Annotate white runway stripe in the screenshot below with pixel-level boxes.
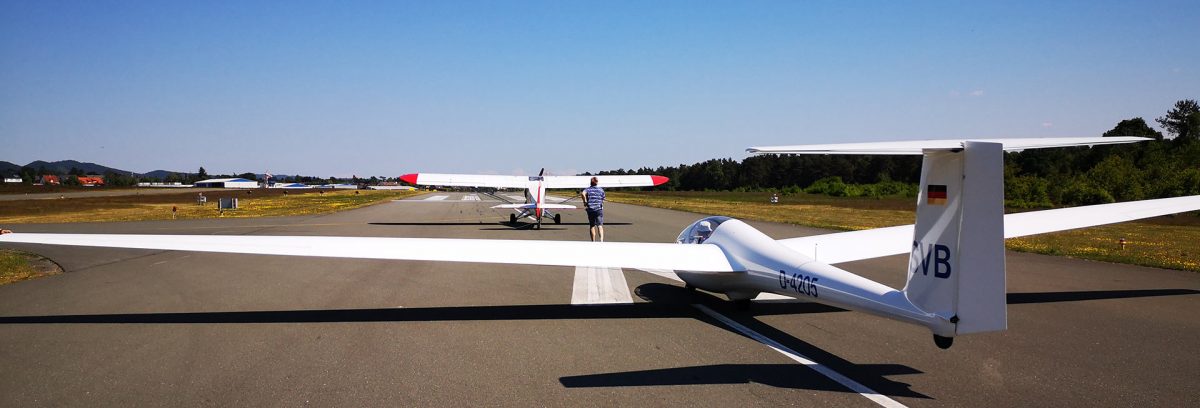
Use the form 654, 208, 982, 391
463, 194, 481, 201
572, 266, 633, 305
693, 304, 907, 408
423, 195, 450, 201
505, 195, 525, 201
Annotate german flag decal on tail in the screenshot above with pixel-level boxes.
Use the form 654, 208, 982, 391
927, 185, 948, 205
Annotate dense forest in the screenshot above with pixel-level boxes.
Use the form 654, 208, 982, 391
593, 99, 1200, 208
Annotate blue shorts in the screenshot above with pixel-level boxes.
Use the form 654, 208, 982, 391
586, 209, 603, 227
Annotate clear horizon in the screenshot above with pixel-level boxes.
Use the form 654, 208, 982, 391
3, 1, 1198, 177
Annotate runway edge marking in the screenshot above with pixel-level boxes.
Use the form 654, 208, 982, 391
692, 304, 907, 408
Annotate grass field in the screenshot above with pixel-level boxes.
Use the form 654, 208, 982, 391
608, 191, 1200, 272
0, 249, 61, 285
0, 188, 423, 285
0, 189, 424, 224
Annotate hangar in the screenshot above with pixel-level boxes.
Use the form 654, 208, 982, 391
193, 178, 259, 188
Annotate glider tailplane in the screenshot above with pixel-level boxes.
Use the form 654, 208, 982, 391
903, 141, 1007, 339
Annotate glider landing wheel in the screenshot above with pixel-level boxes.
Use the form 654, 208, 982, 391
554, 214, 561, 224
510, 214, 517, 224
934, 335, 954, 349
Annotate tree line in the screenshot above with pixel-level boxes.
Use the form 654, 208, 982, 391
592, 99, 1200, 207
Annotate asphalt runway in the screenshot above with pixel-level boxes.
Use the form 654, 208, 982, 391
1, 192, 1197, 406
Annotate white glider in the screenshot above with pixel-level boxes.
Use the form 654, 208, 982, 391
3, 137, 1198, 349
398, 169, 668, 228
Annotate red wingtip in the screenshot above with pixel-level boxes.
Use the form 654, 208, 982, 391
651, 175, 669, 186
399, 174, 418, 184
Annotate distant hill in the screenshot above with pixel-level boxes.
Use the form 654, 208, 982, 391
0, 159, 195, 180
1, 159, 303, 181
24, 160, 133, 176
0, 161, 20, 177
142, 170, 195, 180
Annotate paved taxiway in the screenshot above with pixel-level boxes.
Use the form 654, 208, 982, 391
1, 192, 1197, 406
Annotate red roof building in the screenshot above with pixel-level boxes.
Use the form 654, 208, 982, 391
77, 176, 105, 186
40, 175, 60, 185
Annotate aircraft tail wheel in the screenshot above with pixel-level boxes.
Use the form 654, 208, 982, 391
934, 335, 954, 349
510, 214, 517, 224
554, 214, 562, 224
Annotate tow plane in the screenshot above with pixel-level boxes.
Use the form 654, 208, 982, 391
398, 169, 668, 228
3, 137, 1199, 349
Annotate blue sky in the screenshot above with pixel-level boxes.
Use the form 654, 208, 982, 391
2, 0, 1197, 177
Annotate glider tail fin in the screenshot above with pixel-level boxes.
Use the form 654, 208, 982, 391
902, 141, 1008, 339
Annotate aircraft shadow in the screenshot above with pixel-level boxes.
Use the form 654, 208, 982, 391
632, 284, 930, 399
560, 363, 919, 392
1006, 288, 1198, 304
1, 284, 1192, 399
0, 286, 833, 325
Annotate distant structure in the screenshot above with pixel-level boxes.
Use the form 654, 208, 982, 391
3, 176, 21, 184
193, 178, 258, 188
40, 175, 60, 185
77, 176, 104, 186
368, 185, 416, 191
371, 181, 416, 191
137, 182, 190, 188
269, 182, 311, 189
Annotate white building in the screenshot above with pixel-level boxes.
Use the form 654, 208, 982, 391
193, 178, 259, 188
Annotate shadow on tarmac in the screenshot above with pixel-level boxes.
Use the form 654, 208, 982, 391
0, 285, 1193, 399
1006, 288, 1199, 304
559, 363, 920, 391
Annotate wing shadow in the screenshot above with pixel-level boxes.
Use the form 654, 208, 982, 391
1006, 288, 1198, 304
560, 363, 920, 392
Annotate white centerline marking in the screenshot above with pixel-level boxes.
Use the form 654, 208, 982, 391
572, 266, 633, 305
463, 194, 481, 201
423, 195, 449, 201
692, 304, 907, 408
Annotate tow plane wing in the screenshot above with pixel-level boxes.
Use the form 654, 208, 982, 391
398, 173, 668, 189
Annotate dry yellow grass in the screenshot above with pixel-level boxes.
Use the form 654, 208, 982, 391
0, 249, 62, 285
0, 189, 424, 224
609, 191, 1200, 272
